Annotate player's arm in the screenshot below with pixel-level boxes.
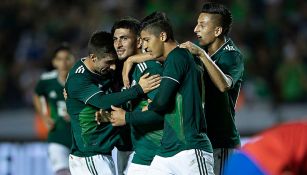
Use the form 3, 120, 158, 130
33, 94, 54, 130
67, 73, 160, 110
122, 53, 155, 88
124, 78, 179, 125
123, 51, 186, 125
180, 41, 232, 92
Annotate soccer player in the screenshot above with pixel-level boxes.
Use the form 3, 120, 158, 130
224, 121, 307, 175
180, 2, 244, 175
111, 17, 163, 175
33, 44, 75, 175
110, 12, 214, 175
65, 31, 160, 175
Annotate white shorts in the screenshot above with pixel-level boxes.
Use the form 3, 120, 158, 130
69, 154, 116, 175
48, 143, 70, 173
126, 163, 150, 175
213, 148, 234, 175
148, 149, 214, 175
112, 148, 134, 175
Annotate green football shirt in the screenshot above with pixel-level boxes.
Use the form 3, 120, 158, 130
35, 70, 72, 148
65, 58, 144, 157
130, 60, 164, 165
126, 47, 213, 157
204, 38, 244, 148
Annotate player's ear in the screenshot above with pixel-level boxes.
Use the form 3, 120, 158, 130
215, 26, 223, 37
136, 36, 142, 49
90, 54, 97, 62
160, 32, 167, 42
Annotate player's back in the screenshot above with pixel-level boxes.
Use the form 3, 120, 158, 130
158, 47, 212, 157
65, 58, 120, 157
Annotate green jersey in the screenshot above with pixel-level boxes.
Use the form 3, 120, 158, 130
130, 61, 164, 165
65, 58, 144, 157
126, 47, 212, 157
35, 70, 72, 148
204, 38, 244, 148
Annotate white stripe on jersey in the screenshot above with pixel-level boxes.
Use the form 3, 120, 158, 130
139, 63, 145, 72
137, 64, 143, 73
75, 65, 85, 74
85, 91, 103, 104
162, 76, 180, 84
141, 62, 147, 70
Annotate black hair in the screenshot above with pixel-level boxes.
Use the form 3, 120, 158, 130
202, 2, 232, 35
53, 42, 71, 58
140, 11, 174, 41
88, 31, 117, 59
111, 17, 141, 36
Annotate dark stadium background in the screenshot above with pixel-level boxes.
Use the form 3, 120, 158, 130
0, 0, 306, 174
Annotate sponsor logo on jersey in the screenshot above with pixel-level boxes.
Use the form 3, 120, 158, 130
75, 65, 85, 74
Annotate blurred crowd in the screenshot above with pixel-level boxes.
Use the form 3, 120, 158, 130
0, 0, 306, 109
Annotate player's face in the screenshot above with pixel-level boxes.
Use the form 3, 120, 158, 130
141, 29, 163, 58
113, 28, 138, 60
94, 54, 116, 76
53, 50, 74, 73
194, 13, 218, 47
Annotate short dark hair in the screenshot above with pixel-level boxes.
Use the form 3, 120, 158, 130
111, 17, 141, 36
53, 42, 71, 58
88, 31, 117, 59
140, 11, 174, 41
202, 2, 232, 35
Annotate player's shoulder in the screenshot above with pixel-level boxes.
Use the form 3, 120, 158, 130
221, 39, 242, 55
167, 47, 193, 64
135, 60, 162, 74
40, 70, 58, 80
71, 58, 86, 74
68, 58, 88, 79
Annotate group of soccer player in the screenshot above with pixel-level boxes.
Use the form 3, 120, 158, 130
34, 2, 244, 175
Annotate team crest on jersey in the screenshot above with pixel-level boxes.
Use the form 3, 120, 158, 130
75, 65, 85, 74
224, 45, 235, 51
49, 91, 57, 98
131, 80, 137, 87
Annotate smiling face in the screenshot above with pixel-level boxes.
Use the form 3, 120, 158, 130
194, 13, 220, 47
140, 29, 164, 58
92, 54, 116, 75
113, 28, 139, 60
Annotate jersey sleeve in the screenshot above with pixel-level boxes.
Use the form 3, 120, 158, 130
162, 49, 189, 84
218, 52, 244, 88
34, 79, 46, 96
136, 61, 163, 100
66, 75, 144, 110
125, 110, 164, 125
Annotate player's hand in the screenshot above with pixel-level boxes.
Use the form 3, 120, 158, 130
63, 115, 71, 122
110, 105, 126, 126
63, 88, 68, 100
122, 58, 134, 88
138, 73, 161, 93
42, 115, 55, 131
179, 41, 203, 56
95, 109, 111, 124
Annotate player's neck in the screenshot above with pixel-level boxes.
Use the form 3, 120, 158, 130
207, 37, 226, 56
57, 72, 67, 85
84, 56, 95, 73
163, 41, 177, 59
